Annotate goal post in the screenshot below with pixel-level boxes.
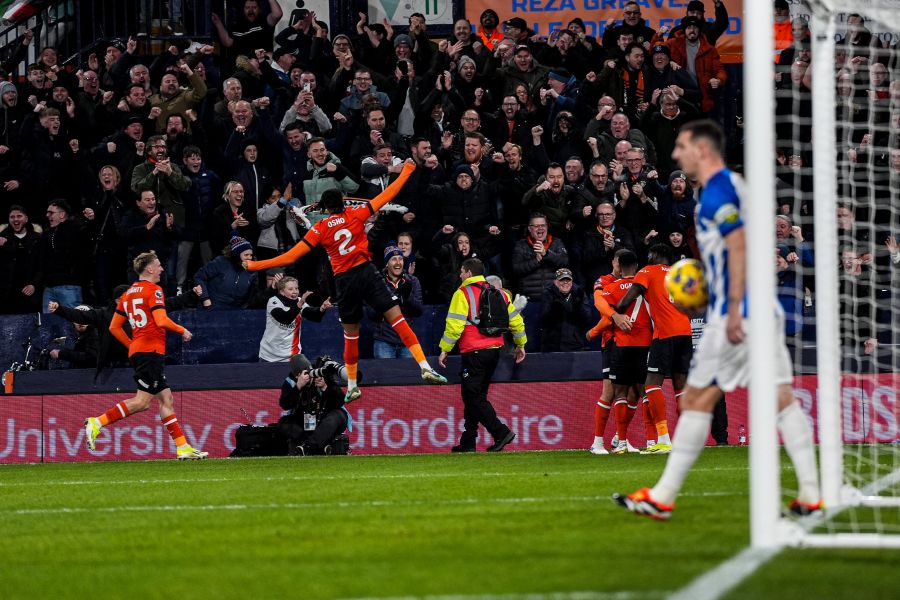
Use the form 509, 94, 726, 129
747, 0, 900, 548
744, 0, 781, 550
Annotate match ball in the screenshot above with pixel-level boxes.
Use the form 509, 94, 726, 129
666, 258, 709, 315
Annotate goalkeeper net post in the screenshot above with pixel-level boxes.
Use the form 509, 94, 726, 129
809, 9, 844, 518
744, 0, 782, 551
751, 0, 900, 549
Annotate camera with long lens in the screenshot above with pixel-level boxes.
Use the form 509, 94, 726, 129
307, 357, 342, 380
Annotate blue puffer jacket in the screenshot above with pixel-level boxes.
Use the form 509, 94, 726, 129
181, 167, 222, 242
193, 255, 261, 310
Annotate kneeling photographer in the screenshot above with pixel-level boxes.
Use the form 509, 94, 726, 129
280, 354, 351, 456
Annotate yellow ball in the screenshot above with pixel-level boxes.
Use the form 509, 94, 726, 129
665, 258, 709, 315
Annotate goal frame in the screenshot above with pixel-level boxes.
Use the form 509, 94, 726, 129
746, 0, 900, 550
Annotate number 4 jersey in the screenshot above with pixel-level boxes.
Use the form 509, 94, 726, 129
114, 281, 174, 356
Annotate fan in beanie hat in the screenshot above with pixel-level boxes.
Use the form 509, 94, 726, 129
457, 55, 476, 73
230, 236, 253, 256
383, 244, 404, 265
0, 81, 17, 103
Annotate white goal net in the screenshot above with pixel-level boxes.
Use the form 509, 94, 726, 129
749, 0, 900, 547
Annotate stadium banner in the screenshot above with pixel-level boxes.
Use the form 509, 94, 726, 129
463, 0, 745, 63
1, 374, 897, 463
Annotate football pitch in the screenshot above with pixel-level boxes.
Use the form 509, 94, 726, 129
1, 448, 897, 599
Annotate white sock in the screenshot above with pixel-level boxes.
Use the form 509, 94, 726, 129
593, 436, 604, 447
658, 433, 671, 445
418, 360, 430, 369
650, 410, 712, 505
778, 402, 821, 504
347, 378, 357, 389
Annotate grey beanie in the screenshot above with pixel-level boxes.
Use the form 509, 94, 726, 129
0, 81, 17, 97
457, 55, 476, 73
290, 354, 312, 376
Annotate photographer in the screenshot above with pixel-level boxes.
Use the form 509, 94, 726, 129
279, 354, 351, 456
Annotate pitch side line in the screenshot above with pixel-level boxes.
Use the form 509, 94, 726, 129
666, 546, 780, 600
4, 491, 742, 517
339, 591, 664, 600
0, 465, 752, 488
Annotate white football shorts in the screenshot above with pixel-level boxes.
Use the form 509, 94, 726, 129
687, 313, 793, 392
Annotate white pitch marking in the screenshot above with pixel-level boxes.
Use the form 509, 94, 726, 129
0, 466, 751, 488
338, 591, 665, 600
4, 491, 743, 517
666, 546, 780, 600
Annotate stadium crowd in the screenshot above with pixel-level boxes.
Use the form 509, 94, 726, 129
0, 0, 896, 369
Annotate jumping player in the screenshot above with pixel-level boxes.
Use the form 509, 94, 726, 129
243, 160, 447, 402
614, 120, 821, 520
612, 243, 694, 454
601, 250, 653, 455
84, 251, 208, 460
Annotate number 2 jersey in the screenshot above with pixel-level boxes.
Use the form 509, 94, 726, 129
245, 163, 415, 275
113, 281, 183, 356
305, 205, 375, 275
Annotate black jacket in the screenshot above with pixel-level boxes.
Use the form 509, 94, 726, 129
278, 369, 345, 424
539, 281, 593, 352
57, 327, 100, 369
35, 220, 87, 289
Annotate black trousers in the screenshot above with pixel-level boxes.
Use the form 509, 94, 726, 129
306, 409, 349, 451
711, 394, 729, 445
458, 348, 510, 448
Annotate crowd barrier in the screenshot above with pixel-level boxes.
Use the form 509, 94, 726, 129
2, 350, 897, 463
0, 302, 599, 372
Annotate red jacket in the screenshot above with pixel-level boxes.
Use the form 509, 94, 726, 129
666, 37, 727, 114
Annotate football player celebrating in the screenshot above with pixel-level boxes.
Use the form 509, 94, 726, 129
84, 251, 207, 460
611, 243, 694, 454
600, 250, 653, 455
613, 120, 821, 520
244, 160, 447, 402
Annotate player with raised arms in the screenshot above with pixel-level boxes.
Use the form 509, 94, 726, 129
614, 120, 821, 520
84, 251, 208, 460
608, 243, 693, 454
243, 160, 447, 402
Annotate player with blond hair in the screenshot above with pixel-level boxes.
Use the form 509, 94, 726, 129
83, 251, 207, 460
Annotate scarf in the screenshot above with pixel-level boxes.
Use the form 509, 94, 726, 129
621, 68, 645, 107
527, 234, 553, 249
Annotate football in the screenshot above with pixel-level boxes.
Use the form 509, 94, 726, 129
665, 258, 709, 315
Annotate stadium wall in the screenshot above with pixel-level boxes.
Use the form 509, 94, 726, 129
2, 364, 897, 463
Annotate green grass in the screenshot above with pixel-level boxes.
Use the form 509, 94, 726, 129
0, 448, 897, 599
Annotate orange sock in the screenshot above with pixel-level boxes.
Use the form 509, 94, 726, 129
614, 398, 630, 441
646, 386, 669, 437
98, 401, 130, 427
344, 332, 359, 385
162, 414, 187, 447
390, 316, 427, 364
642, 397, 656, 443
594, 400, 611, 436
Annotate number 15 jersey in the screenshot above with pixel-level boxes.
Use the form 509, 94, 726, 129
304, 204, 375, 275
115, 281, 168, 356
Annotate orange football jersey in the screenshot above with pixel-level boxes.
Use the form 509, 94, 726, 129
115, 281, 168, 356
633, 264, 692, 339
602, 277, 653, 347
304, 204, 374, 274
